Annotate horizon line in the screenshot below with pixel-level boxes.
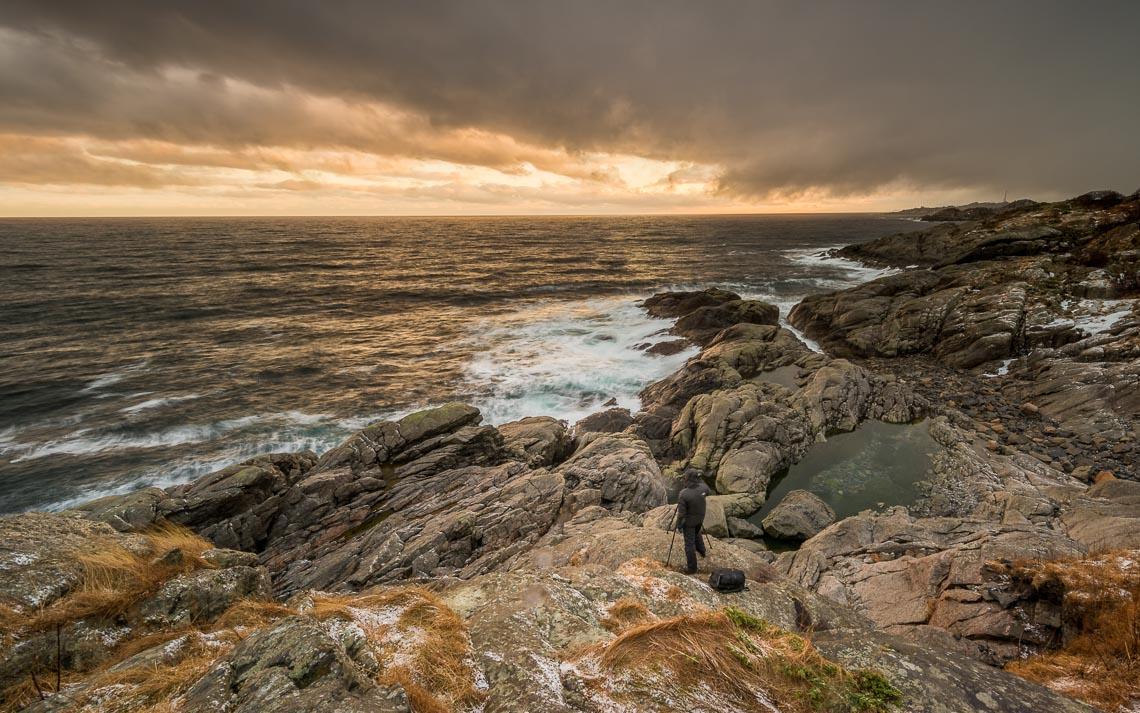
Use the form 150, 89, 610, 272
0, 209, 904, 220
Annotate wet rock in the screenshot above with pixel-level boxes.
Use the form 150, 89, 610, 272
672, 299, 780, 345
761, 490, 836, 540
642, 287, 741, 319
644, 339, 690, 356
574, 408, 633, 434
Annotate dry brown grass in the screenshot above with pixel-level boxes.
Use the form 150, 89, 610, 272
262, 588, 482, 713
1004, 549, 1140, 712
3, 547, 483, 713
18, 523, 216, 636
601, 598, 657, 633
67, 631, 240, 712
380, 669, 450, 713
211, 598, 296, 630
309, 588, 485, 713
0, 524, 220, 711
569, 607, 901, 713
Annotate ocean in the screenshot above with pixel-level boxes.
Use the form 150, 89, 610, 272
0, 214, 919, 514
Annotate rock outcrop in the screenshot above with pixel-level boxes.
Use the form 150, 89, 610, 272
0, 513, 270, 696
791, 192, 1140, 447
762, 489, 836, 540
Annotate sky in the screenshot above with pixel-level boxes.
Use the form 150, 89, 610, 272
0, 1, 1137, 217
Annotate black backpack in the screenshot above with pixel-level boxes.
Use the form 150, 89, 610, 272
708, 568, 746, 593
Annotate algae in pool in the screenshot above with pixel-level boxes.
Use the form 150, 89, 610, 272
750, 419, 937, 526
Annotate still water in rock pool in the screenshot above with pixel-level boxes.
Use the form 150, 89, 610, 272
751, 420, 938, 527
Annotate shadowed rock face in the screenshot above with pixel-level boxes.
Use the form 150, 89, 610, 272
670, 299, 780, 346
791, 193, 1140, 440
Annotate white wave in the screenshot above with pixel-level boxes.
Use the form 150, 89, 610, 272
119, 393, 202, 413
734, 289, 825, 353
35, 419, 386, 513
461, 296, 699, 425
782, 246, 902, 284
6, 411, 388, 463
80, 360, 150, 393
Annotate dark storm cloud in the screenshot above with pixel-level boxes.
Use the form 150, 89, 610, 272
0, 0, 1137, 198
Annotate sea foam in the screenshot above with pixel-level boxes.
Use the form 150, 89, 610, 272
461, 296, 698, 426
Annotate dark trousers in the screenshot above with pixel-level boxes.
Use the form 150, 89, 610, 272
682, 524, 706, 573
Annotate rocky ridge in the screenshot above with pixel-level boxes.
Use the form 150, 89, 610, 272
4, 192, 1139, 711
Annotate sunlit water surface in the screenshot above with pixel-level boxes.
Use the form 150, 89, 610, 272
0, 215, 920, 512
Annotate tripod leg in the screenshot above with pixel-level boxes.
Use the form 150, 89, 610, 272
665, 506, 679, 567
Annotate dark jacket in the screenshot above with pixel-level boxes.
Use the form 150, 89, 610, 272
676, 481, 710, 528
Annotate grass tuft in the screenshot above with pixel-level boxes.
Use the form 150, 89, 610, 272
2, 587, 485, 713
573, 606, 902, 712
1004, 548, 1139, 712
17, 523, 216, 636
601, 598, 657, 633
304, 587, 484, 713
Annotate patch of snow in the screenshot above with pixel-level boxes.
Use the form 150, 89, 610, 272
983, 358, 1015, 378
468, 658, 489, 692
1075, 307, 1133, 335
81, 683, 134, 710
347, 604, 404, 630
528, 653, 566, 705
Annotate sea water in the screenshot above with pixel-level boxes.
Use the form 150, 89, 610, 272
0, 214, 918, 513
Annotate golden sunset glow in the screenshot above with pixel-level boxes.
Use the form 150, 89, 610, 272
0, 6, 1136, 216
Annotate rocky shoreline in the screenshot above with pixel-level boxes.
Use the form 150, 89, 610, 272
2, 190, 1138, 712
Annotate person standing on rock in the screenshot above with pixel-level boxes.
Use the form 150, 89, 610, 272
675, 469, 710, 574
